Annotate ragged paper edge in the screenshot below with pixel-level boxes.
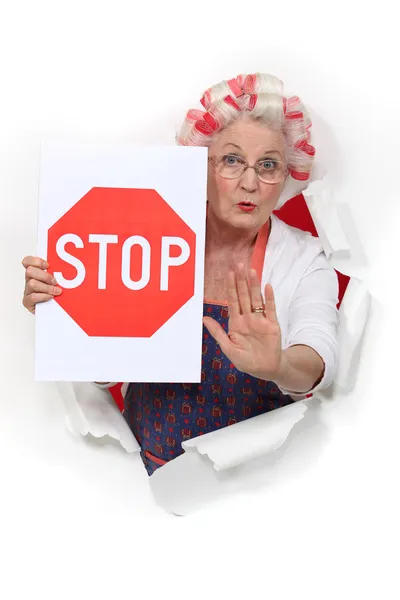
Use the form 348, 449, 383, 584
303, 179, 351, 260
55, 381, 140, 454
149, 401, 309, 516
57, 179, 371, 446
53, 177, 371, 513
181, 401, 307, 471
302, 179, 371, 391
334, 277, 371, 391
150, 180, 371, 496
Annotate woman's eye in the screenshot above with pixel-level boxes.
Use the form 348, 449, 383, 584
260, 160, 277, 170
223, 155, 240, 165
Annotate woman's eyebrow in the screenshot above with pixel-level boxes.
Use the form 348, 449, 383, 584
259, 150, 282, 158
257, 147, 282, 157
223, 143, 243, 151
223, 143, 282, 157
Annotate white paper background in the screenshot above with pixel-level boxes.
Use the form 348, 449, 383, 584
1, 1, 398, 599
35, 143, 207, 382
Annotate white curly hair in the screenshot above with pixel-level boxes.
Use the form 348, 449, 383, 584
177, 72, 315, 185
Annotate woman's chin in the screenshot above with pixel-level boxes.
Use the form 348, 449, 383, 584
228, 210, 263, 229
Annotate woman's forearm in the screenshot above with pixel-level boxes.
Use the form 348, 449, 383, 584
271, 345, 325, 395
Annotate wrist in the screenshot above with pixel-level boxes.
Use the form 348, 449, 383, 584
270, 352, 291, 387
251, 351, 288, 383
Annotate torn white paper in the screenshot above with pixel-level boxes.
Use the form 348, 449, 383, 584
46, 164, 370, 515
149, 450, 227, 516
182, 401, 307, 471
276, 161, 326, 209
334, 277, 371, 391
56, 381, 140, 453
52, 176, 371, 515
303, 180, 351, 259
150, 401, 308, 515
300, 179, 371, 391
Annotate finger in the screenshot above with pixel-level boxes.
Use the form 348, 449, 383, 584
235, 263, 252, 314
22, 296, 36, 314
25, 279, 62, 296
25, 265, 58, 285
23, 293, 54, 312
264, 283, 278, 322
226, 270, 240, 318
249, 269, 264, 314
22, 256, 49, 271
203, 316, 231, 356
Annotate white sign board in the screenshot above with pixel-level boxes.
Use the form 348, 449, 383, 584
35, 142, 208, 383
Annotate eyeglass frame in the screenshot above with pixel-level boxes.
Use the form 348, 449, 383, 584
208, 154, 289, 185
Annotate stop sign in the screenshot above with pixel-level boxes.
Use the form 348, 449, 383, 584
47, 187, 196, 337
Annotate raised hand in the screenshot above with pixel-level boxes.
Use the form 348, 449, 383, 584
203, 263, 282, 381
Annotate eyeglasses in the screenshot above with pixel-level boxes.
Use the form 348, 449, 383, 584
208, 154, 288, 184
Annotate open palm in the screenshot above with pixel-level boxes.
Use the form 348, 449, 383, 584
203, 264, 283, 381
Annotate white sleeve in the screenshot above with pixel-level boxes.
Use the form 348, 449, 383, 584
279, 251, 340, 397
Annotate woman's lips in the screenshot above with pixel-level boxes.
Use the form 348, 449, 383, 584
237, 202, 256, 212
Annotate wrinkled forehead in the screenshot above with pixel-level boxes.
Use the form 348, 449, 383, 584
209, 118, 285, 159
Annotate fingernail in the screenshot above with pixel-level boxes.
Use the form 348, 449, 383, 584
54, 287, 62, 294
51, 277, 58, 285
42, 261, 49, 268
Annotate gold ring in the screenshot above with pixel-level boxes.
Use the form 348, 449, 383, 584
252, 306, 265, 313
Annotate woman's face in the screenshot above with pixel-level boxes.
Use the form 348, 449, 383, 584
207, 118, 287, 230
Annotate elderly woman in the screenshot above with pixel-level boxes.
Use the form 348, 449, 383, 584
22, 72, 339, 475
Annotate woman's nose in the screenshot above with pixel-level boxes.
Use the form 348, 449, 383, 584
240, 166, 258, 192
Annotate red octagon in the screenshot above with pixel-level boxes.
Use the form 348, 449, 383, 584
47, 187, 196, 337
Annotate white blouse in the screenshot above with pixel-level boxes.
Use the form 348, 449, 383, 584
265, 213, 339, 396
